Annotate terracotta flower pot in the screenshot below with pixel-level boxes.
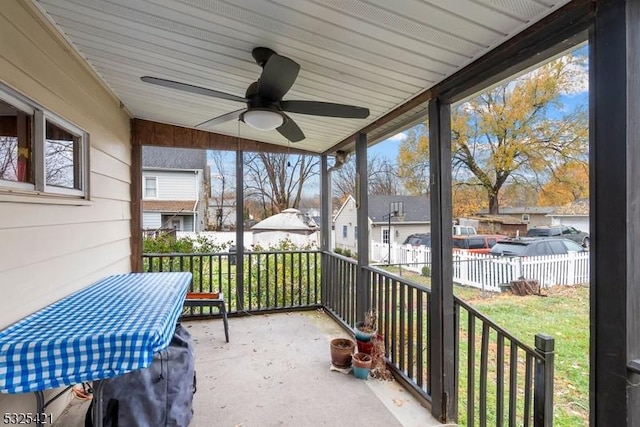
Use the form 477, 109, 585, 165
352, 352, 372, 379
356, 338, 374, 355
330, 338, 355, 368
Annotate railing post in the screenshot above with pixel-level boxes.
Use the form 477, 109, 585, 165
534, 333, 555, 427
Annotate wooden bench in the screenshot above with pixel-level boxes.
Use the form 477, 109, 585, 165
183, 292, 229, 342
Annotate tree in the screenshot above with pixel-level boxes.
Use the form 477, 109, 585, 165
331, 155, 401, 199
244, 152, 319, 217
452, 54, 588, 213
538, 161, 589, 206
209, 151, 236, 230
397, 124, 430, 196
397, 53, 588, 214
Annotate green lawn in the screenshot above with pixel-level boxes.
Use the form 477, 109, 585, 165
384, 267, 589, 426
455, 284, 589, 426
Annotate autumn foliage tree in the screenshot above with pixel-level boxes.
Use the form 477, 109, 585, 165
538, 161, 589, 206
397, 124, 430, 196
397, 53, 588, 214
452, 54, 588, 214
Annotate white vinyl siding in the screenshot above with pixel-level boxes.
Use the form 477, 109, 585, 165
0, 2, 132, 418
332, 196, 358, 253
143, 212, 162, 229
142, 170, 198, 200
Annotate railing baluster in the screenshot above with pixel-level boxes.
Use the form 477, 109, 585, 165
467, 312, 476, 427
407, 287, 414, 381
416, 290, 424, 390
509, 342, 518, 427
524, 353, 533, 427
497, 333, 505, 427
479, 323, 490, 427
399, 282, 406, 372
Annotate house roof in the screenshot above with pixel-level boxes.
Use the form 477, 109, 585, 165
143, 200, 197, 213
550, 199, 590, 216
143, 146, 207, 170
251, 208, 319, 231
477, 206, 556, 215
368, 195, 430, 224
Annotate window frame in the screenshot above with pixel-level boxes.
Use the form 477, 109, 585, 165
0, 84, 90, 200
342, 225, 348, 238
144, 176, 158, 199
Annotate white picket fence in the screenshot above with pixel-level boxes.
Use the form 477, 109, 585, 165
370, 242, 590, 292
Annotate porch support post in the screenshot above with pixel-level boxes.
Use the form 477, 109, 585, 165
130, 134, 142, 272
590, 0, 640, 425
320, 154, 330, 306
428, 97, 456, 422
355, 133, 370, 322
235, 150, 245, 311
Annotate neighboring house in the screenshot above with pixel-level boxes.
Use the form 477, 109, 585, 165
548, 199, 590, 233
476, 206, 555, 229
333, 194, 431, 254
142, 147, 209, 232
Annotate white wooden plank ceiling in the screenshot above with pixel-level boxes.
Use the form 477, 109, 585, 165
33, 0, 571, 154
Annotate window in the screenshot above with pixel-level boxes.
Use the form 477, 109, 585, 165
354, 226, 358, 239
342, 225, 348, 238
382, 228, 390, 244
0, 85, 88, 198
522, 213, 530, 222
144, 176, 158, 198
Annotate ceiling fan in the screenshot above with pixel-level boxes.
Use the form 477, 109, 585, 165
141, 47, 370, 142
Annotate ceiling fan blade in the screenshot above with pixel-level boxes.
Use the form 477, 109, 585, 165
281, 100, 370, 118
141, 76, 247, 103
258, 55, 300, 100
276, 114, 305, 142
196, 109, 246, 128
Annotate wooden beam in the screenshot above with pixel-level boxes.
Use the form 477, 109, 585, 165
355, 133, 370, 322
428, 97, 455, 422
130, 120, 142, 272
590, 0, 640, 425
132, 119, 314, 155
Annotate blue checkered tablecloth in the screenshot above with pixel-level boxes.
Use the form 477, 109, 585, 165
0, 272, 192, 394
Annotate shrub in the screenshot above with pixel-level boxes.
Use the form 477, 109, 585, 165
421, 266, 431, 277
342, 249, 352, 257
334, 247, 343, 254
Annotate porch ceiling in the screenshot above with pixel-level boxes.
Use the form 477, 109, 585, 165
33, 0, 570, 154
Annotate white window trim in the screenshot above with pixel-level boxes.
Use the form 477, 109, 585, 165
144, 176, 159, 199
0, 84, 90, 201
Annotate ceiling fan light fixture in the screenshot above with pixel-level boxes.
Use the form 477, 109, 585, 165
243, 109, 283, 130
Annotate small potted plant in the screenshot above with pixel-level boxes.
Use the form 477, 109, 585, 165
330, 338, 355, 368
352, 352, 372, 379
355, 309, 377, 342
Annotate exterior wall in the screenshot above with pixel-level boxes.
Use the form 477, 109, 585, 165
333, 197, 358, 253
501, 213, 551, 229
143, 212, 162, 229
0, 1, 132, 416
550, 216, 590, 233
142, 169, 198, 200
371, 223, 431, 246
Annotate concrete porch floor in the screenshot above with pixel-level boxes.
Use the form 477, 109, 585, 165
54, 310, 448, 426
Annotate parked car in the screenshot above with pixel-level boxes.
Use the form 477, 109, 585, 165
452, 234, 508, 254
490, 237, 586, 257
526, 225, 590, 248
403, 233, 431, 247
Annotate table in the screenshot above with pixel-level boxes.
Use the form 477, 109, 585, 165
0, 272, 192, 426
